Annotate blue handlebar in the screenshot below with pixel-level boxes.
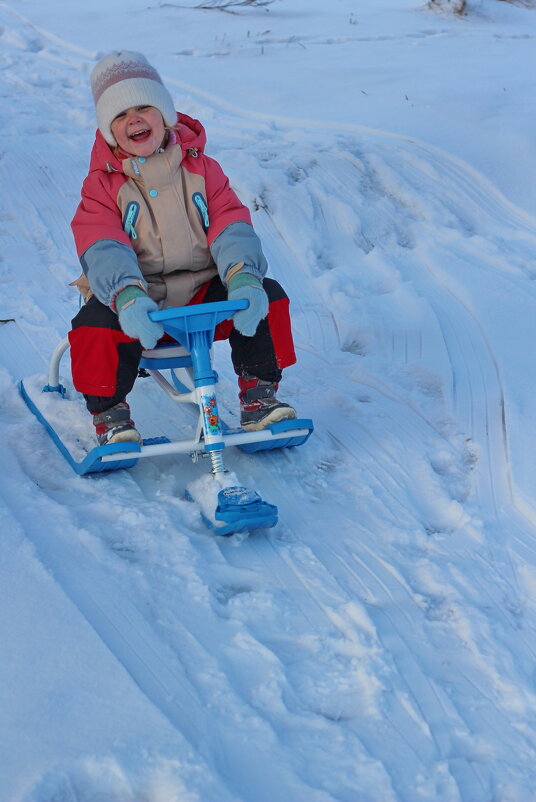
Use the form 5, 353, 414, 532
149, 299, 247, 327
148, 300, 249, 382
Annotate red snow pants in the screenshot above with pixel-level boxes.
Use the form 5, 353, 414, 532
68, 276, 296, 414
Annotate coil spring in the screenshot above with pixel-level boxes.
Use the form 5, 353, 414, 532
210, 449, 226, 475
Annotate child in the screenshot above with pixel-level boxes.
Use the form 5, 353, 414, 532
69, 51, 297, 445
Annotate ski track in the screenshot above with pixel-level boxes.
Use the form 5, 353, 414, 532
3, 6, 536, 801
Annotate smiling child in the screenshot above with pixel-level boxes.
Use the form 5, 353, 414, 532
69, 51, 297, 445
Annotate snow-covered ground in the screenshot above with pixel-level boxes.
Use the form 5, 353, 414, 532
2, 1, 536, 799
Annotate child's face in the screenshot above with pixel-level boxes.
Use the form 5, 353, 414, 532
111, 105, 166, 157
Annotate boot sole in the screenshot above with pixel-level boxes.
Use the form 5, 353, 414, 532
241, 407, 297, 432
101, 429, 142, 446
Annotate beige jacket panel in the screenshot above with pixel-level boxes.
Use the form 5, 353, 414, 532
118, 148, 218, 307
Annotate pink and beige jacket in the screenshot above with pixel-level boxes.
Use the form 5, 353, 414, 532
71, 112, 268, 308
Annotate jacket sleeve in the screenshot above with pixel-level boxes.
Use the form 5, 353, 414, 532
80, 239, 147, 308
71, 172, 146, 308
203, 156, 268, 283
210, 221, 268, 284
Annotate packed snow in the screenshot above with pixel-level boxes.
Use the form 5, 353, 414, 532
1, 0, 536, 799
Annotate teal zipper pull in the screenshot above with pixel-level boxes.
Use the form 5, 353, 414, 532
123, 201, 140, 240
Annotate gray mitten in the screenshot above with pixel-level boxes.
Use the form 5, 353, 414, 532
227, 273, 268, 337
116, 287, 164, 350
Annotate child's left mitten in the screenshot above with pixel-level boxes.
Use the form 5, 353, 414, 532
227, 272, 269, 337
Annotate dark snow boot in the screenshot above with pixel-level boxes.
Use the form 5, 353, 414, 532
93, 401, 141, 446
239, 378, 296, 431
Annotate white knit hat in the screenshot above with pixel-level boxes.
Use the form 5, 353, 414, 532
91, 51, 176, 145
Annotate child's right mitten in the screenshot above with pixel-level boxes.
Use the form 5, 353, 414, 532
116, 287, 164, 350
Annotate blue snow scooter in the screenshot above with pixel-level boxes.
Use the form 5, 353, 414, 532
20, 300, 314, 535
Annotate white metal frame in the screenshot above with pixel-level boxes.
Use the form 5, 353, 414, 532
49, 340, 310, 466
